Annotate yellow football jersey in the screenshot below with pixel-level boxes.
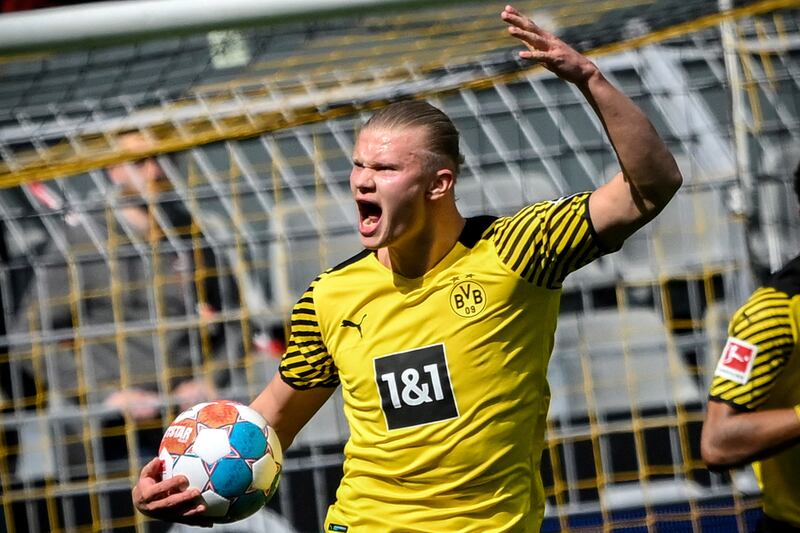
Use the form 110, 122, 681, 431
709, 255, 800, 527
281, 193, 612, 532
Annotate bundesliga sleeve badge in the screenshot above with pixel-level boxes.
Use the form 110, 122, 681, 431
714, 337, 758, 384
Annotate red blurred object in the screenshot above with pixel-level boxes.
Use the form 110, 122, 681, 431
1, 0, 107, 13
2, 0, 55, 12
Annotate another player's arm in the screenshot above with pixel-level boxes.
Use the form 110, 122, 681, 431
701, 402, 800, 469
701, 291, 800, 469
502, 5, 682, 249
250, 374, 334, 449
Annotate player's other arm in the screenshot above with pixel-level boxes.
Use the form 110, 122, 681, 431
701, 401, 800, 469
250, 373, 335, 450
701, 292, 800, 469
502, 5, 682, 250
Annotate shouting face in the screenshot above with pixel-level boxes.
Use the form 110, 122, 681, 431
350, 126, 437, 250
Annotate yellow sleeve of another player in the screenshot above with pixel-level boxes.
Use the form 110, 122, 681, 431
489, 192, 614, 288
709, 287, 795, 410
279, 278, 340, 390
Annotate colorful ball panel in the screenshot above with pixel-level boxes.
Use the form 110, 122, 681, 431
229, 421, 267, 460
233, 403, 267, 426
171, 454, 209, 491
197, 402, 239, 427
252, 453, 279, 491
160, 419, 197, 455
209, 458, 253, 498
193, 428, 231, 464
218, 490, 267, 523
201, 490, 231, 518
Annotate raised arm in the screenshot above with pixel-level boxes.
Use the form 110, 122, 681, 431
501, 5, 682, 249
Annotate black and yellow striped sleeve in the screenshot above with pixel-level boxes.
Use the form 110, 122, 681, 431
279, 278, 340, 390
489, 192, 612, 288
709, 287, 795, 411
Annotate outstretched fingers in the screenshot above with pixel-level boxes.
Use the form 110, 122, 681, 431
500, 4, 596, 84
501, 5, 550, 53
501, 5, 541, 32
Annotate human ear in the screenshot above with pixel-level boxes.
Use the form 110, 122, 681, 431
427, 169, 455, 200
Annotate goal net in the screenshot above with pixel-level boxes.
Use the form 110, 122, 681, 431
1, 0, 798, 531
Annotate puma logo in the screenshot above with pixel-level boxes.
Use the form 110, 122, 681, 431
340, 314, 367, 338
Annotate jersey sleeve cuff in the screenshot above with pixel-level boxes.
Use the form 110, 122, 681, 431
707, 395, 754, 413
584, 191, 623, 254
279, 370, 340, 390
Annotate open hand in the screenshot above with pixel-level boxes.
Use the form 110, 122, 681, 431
105, 388, 160, 421
501, 4, 598, 86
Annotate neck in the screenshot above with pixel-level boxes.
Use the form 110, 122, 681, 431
377, 206, 465, 279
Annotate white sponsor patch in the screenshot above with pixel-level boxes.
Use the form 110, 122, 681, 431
714, 337, 758, 385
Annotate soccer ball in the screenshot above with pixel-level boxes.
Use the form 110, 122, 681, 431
158, 400, 283, 523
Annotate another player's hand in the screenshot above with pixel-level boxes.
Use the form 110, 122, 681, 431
132, 457, 213, 527
501, 4, 598, 86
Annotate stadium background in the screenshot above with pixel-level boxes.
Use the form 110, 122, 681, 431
0, 0, 799, 530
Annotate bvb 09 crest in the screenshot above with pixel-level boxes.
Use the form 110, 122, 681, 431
449, 279, 487, 317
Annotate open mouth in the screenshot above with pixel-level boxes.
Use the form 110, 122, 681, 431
357, 200, 382, 234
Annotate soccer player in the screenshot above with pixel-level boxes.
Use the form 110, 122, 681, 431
133, 5, 683, 530
701, 162, 800, 532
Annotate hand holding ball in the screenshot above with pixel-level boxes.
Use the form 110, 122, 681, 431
159, 400, 282, 523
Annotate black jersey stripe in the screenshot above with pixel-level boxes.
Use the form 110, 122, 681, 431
735, 328, 793, 349
723, 373, 782, 406
328, 249, 372, 274
291, 330, 322, 338
710, 378, 738, 397
506, 214, 540, 273
737, 300, 791, 323
553, 232, 595, 286
566, 236, 600, 274
731, 323, 793, 347
290, 319, 319, 328
280, 276, 338, 389
551, 195, 595, 285
543, 214, 584, 287
732, 312, 791, 336
492, 193, 597, 288
498, 205, 541, 268
281, 373, 340, 390
498, 202, 548, 255
459, 216, 497, 248
743, 293, 789, 312
287, 341, 326, 353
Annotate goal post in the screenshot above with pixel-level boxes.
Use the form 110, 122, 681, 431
0, 0, 484, 54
